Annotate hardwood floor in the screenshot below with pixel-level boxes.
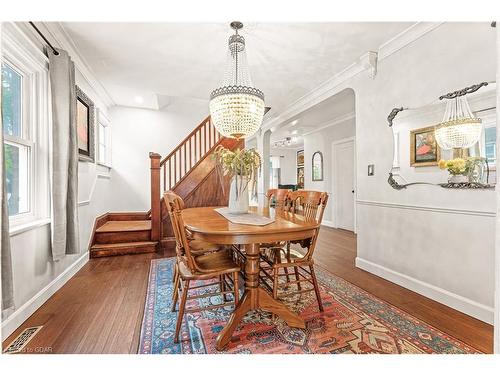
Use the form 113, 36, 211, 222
314, 227, 493, 354
3, 227, 493, 353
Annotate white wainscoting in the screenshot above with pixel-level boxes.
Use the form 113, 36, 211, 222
356, 257, 494, 323
355, 199, 495, 324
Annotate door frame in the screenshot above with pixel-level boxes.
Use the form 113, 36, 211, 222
331, 136, 357, 233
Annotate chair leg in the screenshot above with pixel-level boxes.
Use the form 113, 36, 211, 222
174, 280, 190, 343
282, 247, 290, 284
272, 267, 279, 300
172, 262, 178, 283
233, 271, 239, 305
294, 266, 302, 291
171, 266, 181, 312
221, 275, 228, 302
309, 265, 323, 312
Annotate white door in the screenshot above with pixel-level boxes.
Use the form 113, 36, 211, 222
333, 139, 355, 232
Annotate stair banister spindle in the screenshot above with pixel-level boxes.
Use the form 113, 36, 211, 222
189, 137, 192, 170
183, 143, 187, 177
204, 122, 208, 155
163, 164, 166, 192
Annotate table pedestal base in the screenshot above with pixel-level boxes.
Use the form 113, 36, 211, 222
215, 287, 306, 351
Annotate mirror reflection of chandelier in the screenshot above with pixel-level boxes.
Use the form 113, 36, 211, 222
209, 21, 265, 139
434, 94, 482, 150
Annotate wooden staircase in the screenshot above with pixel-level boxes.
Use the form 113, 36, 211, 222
89, 116, 242, 258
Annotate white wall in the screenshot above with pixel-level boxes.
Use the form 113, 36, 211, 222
108, 98, 208, 212
270, 147, 298, 185
2, 23, 115, 338
352, 23, 496, 323
259, 22, 496, 324
304, 117, 356, 223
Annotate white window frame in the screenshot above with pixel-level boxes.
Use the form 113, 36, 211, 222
478, 110, 496, 170
2, 23, 50, 231
96, 108, 112, 168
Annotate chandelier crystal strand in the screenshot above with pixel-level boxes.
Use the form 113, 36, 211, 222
435, 95, 482, 150
210, 22, 265, 139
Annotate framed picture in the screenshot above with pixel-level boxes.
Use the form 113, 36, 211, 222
297, 167, 304, 189
410, 125, 440, 167
297, 149, 304, 166
76, 85, 95, 162
312, 151, 323, 181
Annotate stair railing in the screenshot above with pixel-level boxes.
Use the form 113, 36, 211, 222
149, 116, 223, 242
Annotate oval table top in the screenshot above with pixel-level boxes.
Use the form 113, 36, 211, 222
182, 206, 320, 244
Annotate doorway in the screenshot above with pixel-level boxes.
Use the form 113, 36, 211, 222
332, 137, 356, 232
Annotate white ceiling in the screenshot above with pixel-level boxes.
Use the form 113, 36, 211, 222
271, 88, 355, 148
60, 22, 412, 115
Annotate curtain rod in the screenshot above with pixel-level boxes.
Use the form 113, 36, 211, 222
29, 21, 59, 56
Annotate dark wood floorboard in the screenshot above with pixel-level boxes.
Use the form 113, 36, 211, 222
3, 227, 493, 353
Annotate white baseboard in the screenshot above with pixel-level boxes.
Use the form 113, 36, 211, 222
1, 252, 89, 339
321, 220, 335, 228
355, 257, 494, 324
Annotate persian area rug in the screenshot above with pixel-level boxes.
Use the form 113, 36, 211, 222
138, 258, 480, 354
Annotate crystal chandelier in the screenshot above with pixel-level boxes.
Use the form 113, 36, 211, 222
210, 21, 265, 139
435, 95, 482, 150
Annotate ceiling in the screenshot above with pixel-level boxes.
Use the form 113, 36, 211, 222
60, 22, 412, 116
271, 88, 355, 148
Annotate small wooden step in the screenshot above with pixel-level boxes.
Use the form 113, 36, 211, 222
96, 220, 151, 233
95, 220, 152, 244
90, 241, 157, 258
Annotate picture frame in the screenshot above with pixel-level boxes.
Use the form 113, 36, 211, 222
312, 151, 323, 181
76, 85, 95, 162
410, 125, 441, 167
296, 149, 304, 166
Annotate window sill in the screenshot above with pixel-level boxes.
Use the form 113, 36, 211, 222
9, 218, 51, 237
96, 162, 112, 170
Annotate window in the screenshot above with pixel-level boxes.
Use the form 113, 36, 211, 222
484, 126, 496, 165
2, 62, 32, 216
97, 109, 112, 167
2, 22, 50, 229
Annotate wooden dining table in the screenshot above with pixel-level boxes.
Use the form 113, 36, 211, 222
182, 205, 321, 350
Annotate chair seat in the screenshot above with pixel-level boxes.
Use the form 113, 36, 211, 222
261, 246, 306, 264
179, 250, 240, 279
189, 239, 222, 255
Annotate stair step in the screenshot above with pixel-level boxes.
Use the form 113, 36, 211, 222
95, 220, 152, 244
90, 241, 157, 258
96, 220, 151, 233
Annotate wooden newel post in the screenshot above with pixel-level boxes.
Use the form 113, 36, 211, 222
149, 152, 161, 243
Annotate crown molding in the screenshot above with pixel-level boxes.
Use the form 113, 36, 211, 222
262, 60, 362, 132
40, 22, 115, 108
378, 22, 444, 61
262, 22, 444, 135
302, 111, 356, 137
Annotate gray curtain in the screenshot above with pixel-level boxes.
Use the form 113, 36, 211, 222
1, 88, 15, 312
49, 48, 79, 262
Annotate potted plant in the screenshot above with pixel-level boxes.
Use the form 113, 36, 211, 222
438, 157, 484, 184
213, 146, 261, 214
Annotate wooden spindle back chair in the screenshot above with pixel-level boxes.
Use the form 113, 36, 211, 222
164, 191, 241, 343
260, 191, 329, 311
288, 190, 328, 223
265, 188, 292, 210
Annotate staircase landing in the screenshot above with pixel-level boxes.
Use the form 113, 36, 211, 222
96, 220, 152, 232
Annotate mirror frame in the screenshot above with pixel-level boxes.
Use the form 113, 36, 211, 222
387, 81, 495, 190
